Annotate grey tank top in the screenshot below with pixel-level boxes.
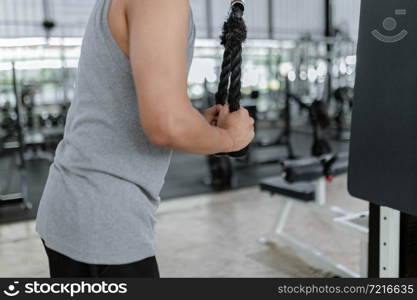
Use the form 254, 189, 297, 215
36, 0, 196, 265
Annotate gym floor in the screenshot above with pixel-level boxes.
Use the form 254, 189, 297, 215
0, 175, 367, 278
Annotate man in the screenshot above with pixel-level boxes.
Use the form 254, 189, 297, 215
36, 0, 254, 278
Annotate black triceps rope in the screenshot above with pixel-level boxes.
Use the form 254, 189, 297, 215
215, 1, 248, 158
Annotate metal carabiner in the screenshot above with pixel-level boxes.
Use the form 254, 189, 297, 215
230, 0, 245, 17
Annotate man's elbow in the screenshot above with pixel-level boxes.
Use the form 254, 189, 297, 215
146, 131, 174, 148
143, 121, 186, 148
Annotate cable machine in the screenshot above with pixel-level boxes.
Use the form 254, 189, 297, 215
349, 0, 417, 278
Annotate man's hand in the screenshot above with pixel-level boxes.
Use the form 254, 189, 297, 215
217, 105, 255, 152
204, 105, 223, 126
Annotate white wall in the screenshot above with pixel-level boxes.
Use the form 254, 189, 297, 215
0, 0, 44, 37
0, 0, 361, 40
190, 0, 209, 38
52, 0, 96, 37
0, 0, 95, 38
194, 0, 325, 40
272, 0, 325, 39
333, 0, 361, 40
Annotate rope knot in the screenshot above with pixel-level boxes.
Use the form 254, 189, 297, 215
220, 10, 247, 48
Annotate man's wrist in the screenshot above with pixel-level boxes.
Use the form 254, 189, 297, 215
218, 128, 235, 153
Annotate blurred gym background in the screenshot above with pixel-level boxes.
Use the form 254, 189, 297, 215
0, 0, 366, 278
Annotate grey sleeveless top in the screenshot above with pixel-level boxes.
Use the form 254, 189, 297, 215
36, 0, 196, 265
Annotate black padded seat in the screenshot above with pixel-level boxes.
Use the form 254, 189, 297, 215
260, 177, 315, 202
284, 153, 349, 183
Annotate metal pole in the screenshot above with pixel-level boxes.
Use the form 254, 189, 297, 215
267, 0, 274, 39
315, 178, 327, 205
324, 0, 334, 104
399, 214, 417, 277
379, 207, 400, 278
205, 0, 213, 39
42, 0, 52, 21
42, 0, 55, 40
368, 203, 380, 277
324, 0, 334, 37
11, 62, 25, 170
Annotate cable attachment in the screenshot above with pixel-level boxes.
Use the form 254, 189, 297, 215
231, 0, 245, 16
215, 0, 248, 158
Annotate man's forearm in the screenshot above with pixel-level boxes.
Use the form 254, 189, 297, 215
164, 107, 234, 155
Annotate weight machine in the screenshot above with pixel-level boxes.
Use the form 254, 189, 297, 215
261, 0, 417, 278
258, 153, 369, 278
349, 0, 417, 278
0, 63, 31, 210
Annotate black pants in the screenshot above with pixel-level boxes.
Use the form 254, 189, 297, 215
43, 242, 160, 278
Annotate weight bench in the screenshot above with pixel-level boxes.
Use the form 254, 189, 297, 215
259, 153, 369, 278
260, 153, 349, 202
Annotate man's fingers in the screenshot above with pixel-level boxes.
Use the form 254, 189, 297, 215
209, 105, 222, 113
205, 105, 223, 120
222, 106, 230, 118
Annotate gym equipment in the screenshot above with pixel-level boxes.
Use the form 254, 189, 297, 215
259, 152, 368, 277
208, 0, 247, 189
0, 63, 31, 210
284, 152, 348, 184
310, 100, 332, 157
349, 0, 417, 216
42, 0, 56, 40
277, 76, 333, 159
207, 155, 232, 190
349, 0, 417, 278
202, 36, 352, 188
333, 87, 353, 139
215, 0, 247, 158
261, 152, 349, 202
278, 36, 354, 145
21, 84, 37, 130
266, 77, 297, 160
0, 101, 15, 138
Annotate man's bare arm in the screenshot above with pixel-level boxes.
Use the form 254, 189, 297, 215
127, 0, 253, 154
